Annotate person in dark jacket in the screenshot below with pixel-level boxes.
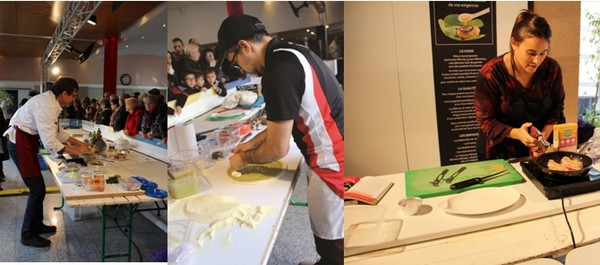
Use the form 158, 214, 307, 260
112, 94, 130, 132
95, 99, 112, 126
0, 107, 9, 189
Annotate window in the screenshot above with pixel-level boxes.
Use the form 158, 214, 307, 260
579, 3, 600, 117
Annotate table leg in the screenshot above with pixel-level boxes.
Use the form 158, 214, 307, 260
53, 197, 65, 210
101, 205, 106, 262
126, 203, 134, 261
98, 203, 144, 261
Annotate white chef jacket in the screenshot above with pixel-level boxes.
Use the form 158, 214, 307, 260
3, 91, 70, 155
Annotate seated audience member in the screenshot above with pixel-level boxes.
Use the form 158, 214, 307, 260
200, 48, 217, 71
140, 94, 167, 143
171, 37, 185, 63
167, 52, 178, 87
149, 88, 174, 117
95, 99, 112, 126
66, 98, 82, 119
178, 72, 200, 95
183, 43, 202, 74
112, 94, 130, 132
168, 72, 200, 115
86, 98, 98, 121
108, 98, 120, 127
72, 98, 86, 120
123, 98, 144, 137
196, 72, 207, 92
204, 67, 227, 97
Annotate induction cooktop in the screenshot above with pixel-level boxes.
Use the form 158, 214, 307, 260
520, 160, 600, 199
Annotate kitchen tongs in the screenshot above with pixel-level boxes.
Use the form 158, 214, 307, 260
446, 166, 467, 183
430, 169, 449, 187
449, 170, 508, 190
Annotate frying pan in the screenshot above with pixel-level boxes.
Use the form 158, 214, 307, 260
535, 151, 593, 178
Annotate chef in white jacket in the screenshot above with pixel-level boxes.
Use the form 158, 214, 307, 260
3, 77, 90, 247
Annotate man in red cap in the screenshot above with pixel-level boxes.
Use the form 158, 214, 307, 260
217, 14, 344, 265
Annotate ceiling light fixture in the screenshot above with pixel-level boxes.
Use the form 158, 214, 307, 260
87, 15, 97, 26
52, 67, 60, 75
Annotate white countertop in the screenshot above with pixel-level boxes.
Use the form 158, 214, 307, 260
44, 128, 168, 208
167, 140, 304, 265
345, 161, 600, 264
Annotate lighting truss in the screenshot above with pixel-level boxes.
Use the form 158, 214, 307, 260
40, 1, 102, 85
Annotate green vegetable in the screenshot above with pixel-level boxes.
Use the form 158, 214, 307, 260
106, 176, 120, 184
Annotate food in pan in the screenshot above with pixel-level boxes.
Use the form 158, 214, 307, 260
547, 156, 584, 171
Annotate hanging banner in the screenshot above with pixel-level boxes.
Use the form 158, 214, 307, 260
429, 1, 497, 165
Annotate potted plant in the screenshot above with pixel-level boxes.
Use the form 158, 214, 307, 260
0, 90, 14, 116
583, 10, 600, 126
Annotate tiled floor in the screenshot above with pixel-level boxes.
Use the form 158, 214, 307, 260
0, 159, 167, 262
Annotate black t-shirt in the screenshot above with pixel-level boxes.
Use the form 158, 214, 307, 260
262, 39, 345, 198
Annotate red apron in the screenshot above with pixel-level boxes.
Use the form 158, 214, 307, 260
15, 126, 42, 178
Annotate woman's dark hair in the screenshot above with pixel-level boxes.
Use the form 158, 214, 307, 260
110, 98, 119, 107
50, 77, 79, 96
200, 48, 215, 67
510, 10, 552, 47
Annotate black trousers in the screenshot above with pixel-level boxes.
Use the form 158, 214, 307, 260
314, 236, 343, 265
7, 141, 46, 238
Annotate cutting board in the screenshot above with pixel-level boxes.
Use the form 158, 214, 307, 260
405, 159, 523, 198
62, 183, 145, 200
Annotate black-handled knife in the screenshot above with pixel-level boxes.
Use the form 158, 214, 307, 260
450, 170, 508, 190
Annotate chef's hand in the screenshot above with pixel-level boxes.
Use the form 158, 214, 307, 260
233, 140, 259, 154
66, 142, 91, 155
531, 142, 547, 157
229, 153, 246, 170
77, 144, 91, 154
512, 122, 539, 148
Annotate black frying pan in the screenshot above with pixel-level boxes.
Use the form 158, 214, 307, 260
535, 151, 593, 178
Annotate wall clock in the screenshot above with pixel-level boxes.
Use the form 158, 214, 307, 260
120, 73, 132, 86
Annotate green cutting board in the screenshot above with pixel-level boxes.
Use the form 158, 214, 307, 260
405, 159, 523, 199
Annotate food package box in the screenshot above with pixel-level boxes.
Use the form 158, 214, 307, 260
64, 204, 101, 221
553, 123, 577, 152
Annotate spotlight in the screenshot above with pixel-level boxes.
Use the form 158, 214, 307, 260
65, 42, 95, 64
87, 15, 97, 26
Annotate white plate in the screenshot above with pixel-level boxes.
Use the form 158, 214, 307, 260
439, 187, 520, 215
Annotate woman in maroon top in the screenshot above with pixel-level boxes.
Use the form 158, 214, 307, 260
474, 10, 565, 160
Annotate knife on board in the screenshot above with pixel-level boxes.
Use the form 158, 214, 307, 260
449, 170, 509, 190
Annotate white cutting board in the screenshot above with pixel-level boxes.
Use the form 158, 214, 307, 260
168, 145, 303, 265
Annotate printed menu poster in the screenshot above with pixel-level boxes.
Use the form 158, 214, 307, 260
429, 1, 497, 165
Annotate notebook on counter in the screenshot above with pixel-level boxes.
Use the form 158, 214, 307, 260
344, 176, 394, 205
